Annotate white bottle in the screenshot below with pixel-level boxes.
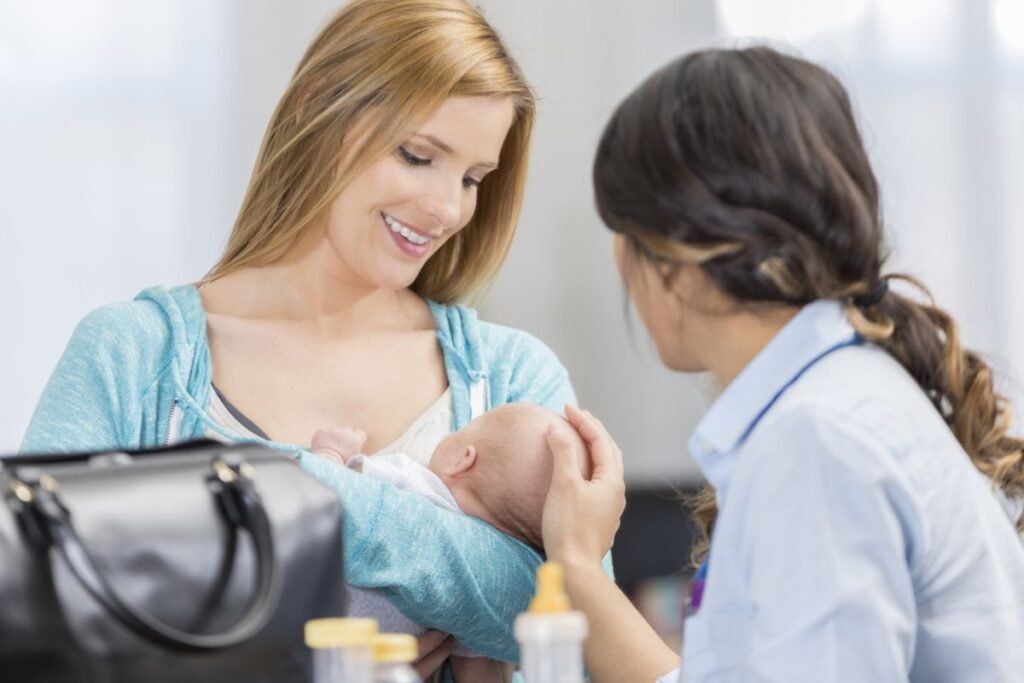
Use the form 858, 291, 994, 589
305, 617, 378, 683
372, 633, 422, 683
514, 562, 589, 683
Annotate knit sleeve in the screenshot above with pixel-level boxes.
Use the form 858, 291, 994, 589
20, 302, 168, 454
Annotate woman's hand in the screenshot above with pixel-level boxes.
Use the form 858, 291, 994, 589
541, 408, 680, 681
542, 405, 626, 567
413, 630, 456, 679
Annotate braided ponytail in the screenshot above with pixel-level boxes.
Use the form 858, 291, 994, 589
849, 275, 1024, 529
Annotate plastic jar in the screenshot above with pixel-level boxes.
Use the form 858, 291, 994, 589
305, 617, 379, 683
514, 563, 589, 683
372, 633, 421, 682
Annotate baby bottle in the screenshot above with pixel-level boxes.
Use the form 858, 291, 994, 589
305, 617, 379, 683
372, 633, 421, 682
514, 562, 589, 683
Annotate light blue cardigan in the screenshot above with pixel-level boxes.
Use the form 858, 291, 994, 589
21, 285, 603, 662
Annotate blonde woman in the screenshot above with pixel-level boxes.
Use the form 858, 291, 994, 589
22, 0, 581, 677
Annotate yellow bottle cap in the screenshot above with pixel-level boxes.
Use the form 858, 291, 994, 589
304, 618, 378, 649
372, 633, 419, 663
528, 562, 572, 613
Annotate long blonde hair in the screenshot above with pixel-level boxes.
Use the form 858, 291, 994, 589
204, 0, 535, 303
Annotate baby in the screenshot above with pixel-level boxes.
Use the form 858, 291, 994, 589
310, 402, 589, 675
311, 402, 589, 551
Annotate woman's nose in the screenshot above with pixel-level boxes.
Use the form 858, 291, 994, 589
418, 177, 463, 233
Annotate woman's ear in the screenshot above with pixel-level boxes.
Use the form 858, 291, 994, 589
667, 262, 694, 299
671, 263, 739, 319
667, 261, 712, 304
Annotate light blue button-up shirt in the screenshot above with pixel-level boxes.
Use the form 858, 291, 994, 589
658, 301, 1024, 683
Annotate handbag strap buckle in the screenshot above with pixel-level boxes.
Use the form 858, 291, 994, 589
211, 458, 255, 485
9, 477, 36, 504
207, 457, 261, 529
6, 471, 69, 547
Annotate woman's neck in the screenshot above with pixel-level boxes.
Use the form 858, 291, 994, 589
702, 305, 802, 389
202, 240, 428, 335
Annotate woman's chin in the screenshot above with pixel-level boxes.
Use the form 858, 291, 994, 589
365, 248, 441, 292
372, 268, 423, 292
659, 349, 704, 373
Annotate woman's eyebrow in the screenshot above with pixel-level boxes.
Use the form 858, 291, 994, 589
412, 132, 454, 154
412, 132, 498, 169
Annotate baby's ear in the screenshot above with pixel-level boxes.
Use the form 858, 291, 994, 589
448, 445, 478, 477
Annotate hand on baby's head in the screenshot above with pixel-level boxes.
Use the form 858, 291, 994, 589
448, 403, 590, 551
310, 426, 367, 464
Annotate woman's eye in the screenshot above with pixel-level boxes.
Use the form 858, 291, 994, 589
462, 176, 482, 189
398, 146, 430, 166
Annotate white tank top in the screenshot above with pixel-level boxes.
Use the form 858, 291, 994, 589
205, 387, 454, 463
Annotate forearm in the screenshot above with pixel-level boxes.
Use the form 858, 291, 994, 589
560, 559, 679, 683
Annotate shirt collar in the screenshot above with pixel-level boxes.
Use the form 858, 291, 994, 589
688, 300, 858, 490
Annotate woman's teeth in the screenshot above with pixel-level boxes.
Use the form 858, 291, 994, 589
384, 215, 430, 245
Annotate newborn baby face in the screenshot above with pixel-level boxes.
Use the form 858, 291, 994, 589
429, 403, 589, 549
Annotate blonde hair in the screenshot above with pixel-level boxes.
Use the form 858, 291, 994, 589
203, 0, 535, 303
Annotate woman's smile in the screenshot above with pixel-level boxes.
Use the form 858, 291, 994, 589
382, 211, 433, 258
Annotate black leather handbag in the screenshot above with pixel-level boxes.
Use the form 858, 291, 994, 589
0, 441, 345, 682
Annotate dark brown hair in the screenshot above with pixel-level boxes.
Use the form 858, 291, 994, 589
593, 46, 1024, 564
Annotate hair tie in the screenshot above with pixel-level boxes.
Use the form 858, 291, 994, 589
853, 279, 888, 308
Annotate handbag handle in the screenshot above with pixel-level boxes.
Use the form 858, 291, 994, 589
8, 456, 282, 652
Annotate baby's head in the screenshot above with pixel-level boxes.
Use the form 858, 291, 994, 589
428, 403, 589, 550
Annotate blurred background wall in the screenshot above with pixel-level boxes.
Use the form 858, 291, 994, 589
3, 0, 1021, 476
2, 0, 1022, 648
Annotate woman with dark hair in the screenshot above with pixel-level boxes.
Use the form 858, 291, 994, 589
542, 47, 1024, 682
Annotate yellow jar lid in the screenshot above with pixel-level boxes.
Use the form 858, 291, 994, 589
529, 562, 572, 614
372, 633, 418, 663
304, 618, 378, 649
